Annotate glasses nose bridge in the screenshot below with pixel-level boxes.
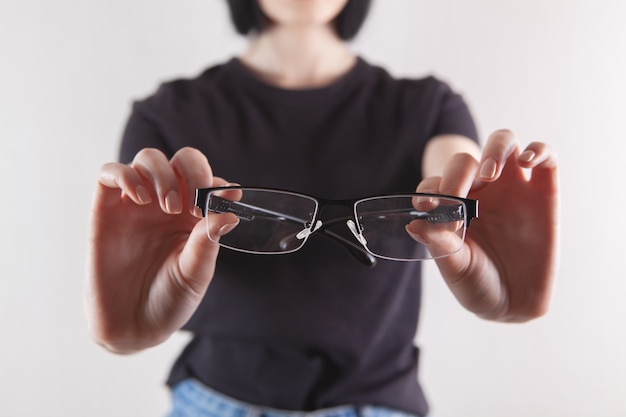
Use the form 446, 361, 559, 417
314, 198, 357, 225
312, 198, 367, 249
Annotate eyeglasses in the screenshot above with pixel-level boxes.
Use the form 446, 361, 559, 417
195, 186, 478, 266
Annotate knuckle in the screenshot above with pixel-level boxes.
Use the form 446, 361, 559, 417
416, 176, 441, 193
98, 162, 128, 182
172, 148, 213, 186
173, 147, 207, 165
485, 129, 520, 160
492, 128, 515, 138
99, 162, 121, 174
520, 300, 550, 322
177, 146, 201, 157
488, 129, 517, 150
527, 141, 547, 151
452, 152, 477, 165
134, 147, 167, 164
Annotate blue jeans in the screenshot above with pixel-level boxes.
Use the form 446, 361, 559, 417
167, 379, 424, 417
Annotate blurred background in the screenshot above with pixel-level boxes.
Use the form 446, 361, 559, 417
1, 1, 625, 416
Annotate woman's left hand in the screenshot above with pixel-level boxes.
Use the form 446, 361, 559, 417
416, 129, 559, 322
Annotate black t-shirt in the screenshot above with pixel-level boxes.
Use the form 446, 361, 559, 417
120, 57, 478, 416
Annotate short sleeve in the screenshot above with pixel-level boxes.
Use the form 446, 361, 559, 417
118, 71, 193, 166
431, 81, 479, 144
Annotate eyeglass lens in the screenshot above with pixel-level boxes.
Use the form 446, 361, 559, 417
354, 195, 468, 260
205, 188, 318, 254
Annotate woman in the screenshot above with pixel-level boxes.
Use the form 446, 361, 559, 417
86, 1, 559, 416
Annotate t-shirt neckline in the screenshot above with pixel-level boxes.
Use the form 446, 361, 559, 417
223, 56, 369, 103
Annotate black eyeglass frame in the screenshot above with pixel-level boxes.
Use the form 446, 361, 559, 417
195, 186, 478, 267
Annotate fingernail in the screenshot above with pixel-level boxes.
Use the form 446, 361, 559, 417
519, 150, 536, 163
136, 185, 152, 205
165, 190, 182, 214
480, 158, 497, 180
217, 222, 238, 237
209, 221, 239, 241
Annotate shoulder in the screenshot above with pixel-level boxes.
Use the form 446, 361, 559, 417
135, 60, 235, 115
358, 58, 461, 104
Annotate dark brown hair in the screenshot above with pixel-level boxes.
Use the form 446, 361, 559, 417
225, 0, 372, 40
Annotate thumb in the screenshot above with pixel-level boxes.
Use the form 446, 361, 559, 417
176, 214, 237, 296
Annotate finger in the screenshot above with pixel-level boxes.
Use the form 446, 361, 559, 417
415, 176, 442, 194
178, 190, 240, 296
132, 148, 182, 214
211, 177, 232, 187
518, 141, 559, 170
98, 162, 152, 205
479, 129, 520, 182
206, 213, 240, 243
170, 147, 214, 214
170, 147, 213, 190
519, 142, 559, 195
176, 219, 222, 296
438, 152, 480, 197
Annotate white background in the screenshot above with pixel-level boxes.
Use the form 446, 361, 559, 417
1, 1, 625, 416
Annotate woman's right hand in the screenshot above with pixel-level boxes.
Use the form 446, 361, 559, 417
86, 147, 237, 354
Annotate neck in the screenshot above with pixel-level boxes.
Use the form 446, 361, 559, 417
239, 25, 356, 89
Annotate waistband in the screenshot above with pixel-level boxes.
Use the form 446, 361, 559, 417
167, 379, 422, 417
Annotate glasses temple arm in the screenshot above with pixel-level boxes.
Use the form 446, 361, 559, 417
360, 202, 478, 227
197, 194, 308, 224
318, 229, 377, 268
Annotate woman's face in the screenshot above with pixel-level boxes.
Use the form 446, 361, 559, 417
257, 0, 350, 28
